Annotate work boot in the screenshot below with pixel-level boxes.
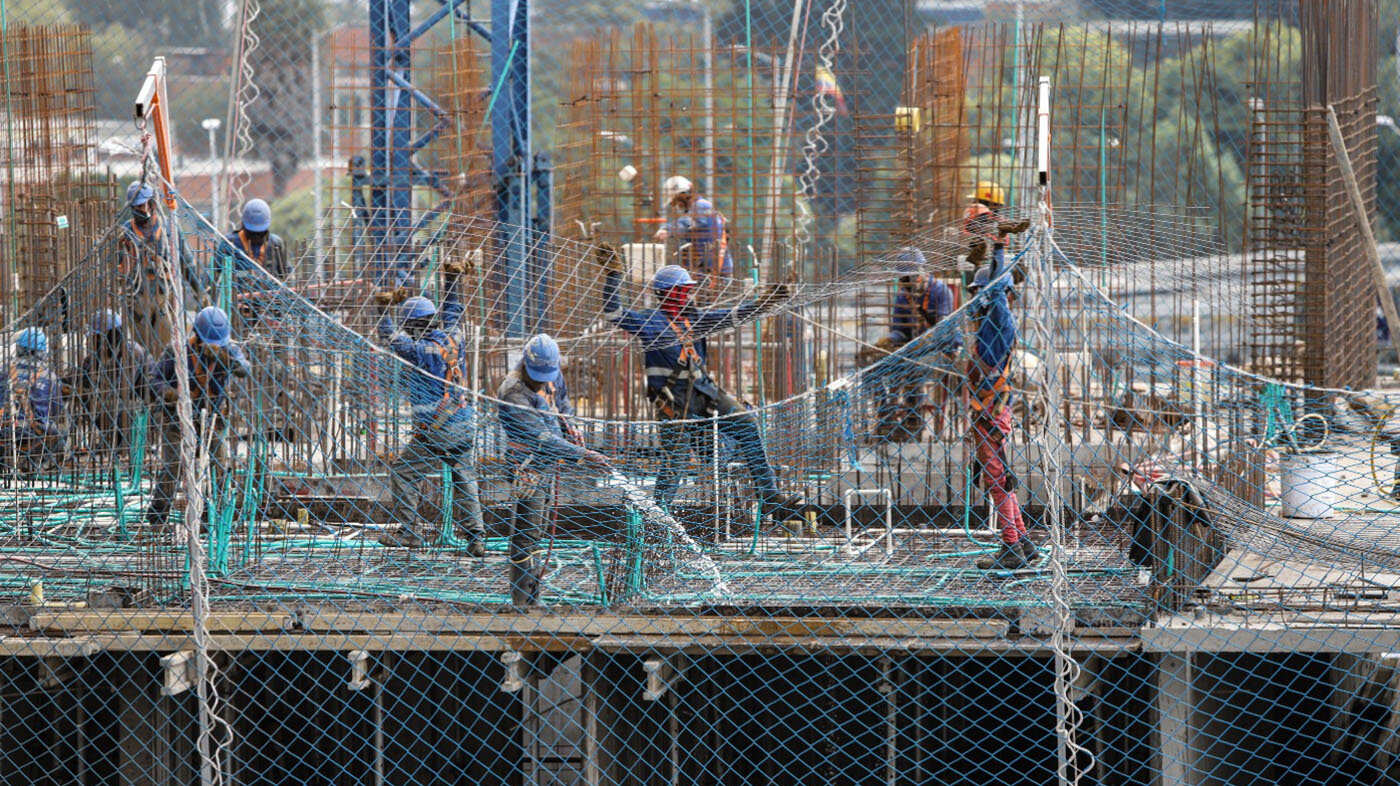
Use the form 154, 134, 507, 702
373, 287, 410, 306
1018, 536, 1041, 565
464, 532, 487, 558
997, 218, 1031, 236
442, 256, 474, 276
977, 542, 1030, 571
378, 525, 427, 549
763, 493, 809, 523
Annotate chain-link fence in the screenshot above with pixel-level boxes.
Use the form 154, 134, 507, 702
4, 1, 1400, 785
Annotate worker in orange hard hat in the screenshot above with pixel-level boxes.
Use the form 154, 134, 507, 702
962, 181, 1027, 265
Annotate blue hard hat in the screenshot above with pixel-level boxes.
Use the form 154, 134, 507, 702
241, 198, 271, 232
16, 327, 47, 355
193, 306, 232, 347
521, 334, 562, 384
968, 266, 992, 291
126, 181, 154, 208
401, 296, 437, 321
651, 264, 696, 291
89, 309, 122, 335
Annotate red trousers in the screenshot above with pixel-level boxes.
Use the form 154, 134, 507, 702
969, 407, 1026, 544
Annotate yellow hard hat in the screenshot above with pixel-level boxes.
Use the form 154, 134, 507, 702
972, 181, 1006, 206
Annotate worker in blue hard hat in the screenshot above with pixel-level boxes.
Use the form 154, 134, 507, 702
596, 245, 806, 524
144, 306, 251, 532
377, 263, 488, 554
498, 333, 607, 605
654, 175, 734, 278
119, 180, 208, 352
962, 225, 1037, 571
223, 199, 288, 279
0, 327, 67, 472
72, 309, 153, 460
869, 248, 959, 441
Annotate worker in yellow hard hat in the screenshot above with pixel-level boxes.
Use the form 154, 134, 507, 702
962, 181, 1027, 265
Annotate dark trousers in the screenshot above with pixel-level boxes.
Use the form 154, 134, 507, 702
655, 389, 780, 507
508, 483, 548, 606
147, 408, 230, 526
389, 428, 484, 537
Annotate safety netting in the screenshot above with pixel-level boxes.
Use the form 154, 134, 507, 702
4, 188, 1400, 785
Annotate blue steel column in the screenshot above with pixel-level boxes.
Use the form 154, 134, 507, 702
369, 0, 415, 288
493, 0, 530, 338
530, 152, 552, 334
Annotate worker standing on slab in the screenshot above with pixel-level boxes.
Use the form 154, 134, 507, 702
118, 181, 207, 353
72, 310, 152, 461
654, 176, 734, 279
597, 245, 806, 522
967, 229, 1039, 571
224, 199, 288, 279
0, 328, 67, 473
498, 334, 607, 606
377, 255, 486, 555
871, 248, 957, 441
145, 306, 250, 532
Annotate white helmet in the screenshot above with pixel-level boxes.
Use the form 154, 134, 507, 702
663, 175, 693, 202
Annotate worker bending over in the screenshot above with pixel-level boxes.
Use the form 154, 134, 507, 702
598, 246, 805, 522
872, 248, 957, 441
72, 310, 152, 461
0, 328, 66, 472
498, 334, 606, 606
145, 306, 251, 532
966, 230, 1039, 571
377, 257, 487, 555
655, 176, 734, 279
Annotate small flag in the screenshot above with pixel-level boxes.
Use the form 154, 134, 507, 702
815, 65, 847, 115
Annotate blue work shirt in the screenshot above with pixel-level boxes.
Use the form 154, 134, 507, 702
388, 294, 473, 443
973, 246, 1016, 399
602, 271, 758, 400
222, 230, 288, 278
151, 339, 252, 412
889, 275, 956, 344
667, 198, 733, 277
120, 216, 208, 300
497, 370, 585, 470
0, 353, 64, 435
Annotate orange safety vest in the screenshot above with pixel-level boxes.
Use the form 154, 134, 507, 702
967, 356, 1013, 416
428, 335, 468, 428
120, 219, 166, 285
963, 203, 996, 242
237, 229, 267, 265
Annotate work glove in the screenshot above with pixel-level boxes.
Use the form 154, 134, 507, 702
594, 241, 625, 274
161, 387, 180, 405
582, 449, 609, 469
374, 287, 410, 306
874, 336, 898, 351
997, 218, 1031, 237
966, 240, 988, 265
442, 255, 475, 276
753, 282, 792, 310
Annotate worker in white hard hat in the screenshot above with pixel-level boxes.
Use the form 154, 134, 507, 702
655, 175, 733, 278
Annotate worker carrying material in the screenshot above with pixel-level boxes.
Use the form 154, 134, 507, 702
497, 334, 607, 606
598, 245, 806, 523
377, 257, 487, 555
223, 198, 288, 279
119, 181, 208, 352
654, 175, 734, 278
145, 306, 251, 532
0, 327, 67, 472
966, 228, 1040, 571
71, 309, 153, 461
871, 248, 957, 441
962, 181, 1029, 265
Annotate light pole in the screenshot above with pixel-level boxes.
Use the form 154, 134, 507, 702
201, 117, 222, 228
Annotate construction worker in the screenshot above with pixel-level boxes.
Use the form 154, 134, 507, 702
655, 175, 734, 278
967, 228, 1039, 571
119, 181, 207, 353
871, 248, 957, 440
0, 328, 66, 472
377, 257, 486, 555
597, 246, 805, 521
962, 181, 1028, 265
145, 306, 251, 531
72, 309, 152, 461
224, 198, 288, 278
498, 334, 607, 605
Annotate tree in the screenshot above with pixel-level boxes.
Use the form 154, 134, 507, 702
247, 0, 327, 196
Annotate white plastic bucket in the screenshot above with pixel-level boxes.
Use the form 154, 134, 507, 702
1279, 451, 1339, 519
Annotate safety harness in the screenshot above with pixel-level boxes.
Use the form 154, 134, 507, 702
649, 314, 717, 420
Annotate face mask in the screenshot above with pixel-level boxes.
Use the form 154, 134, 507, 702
133, 205, 153, 226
